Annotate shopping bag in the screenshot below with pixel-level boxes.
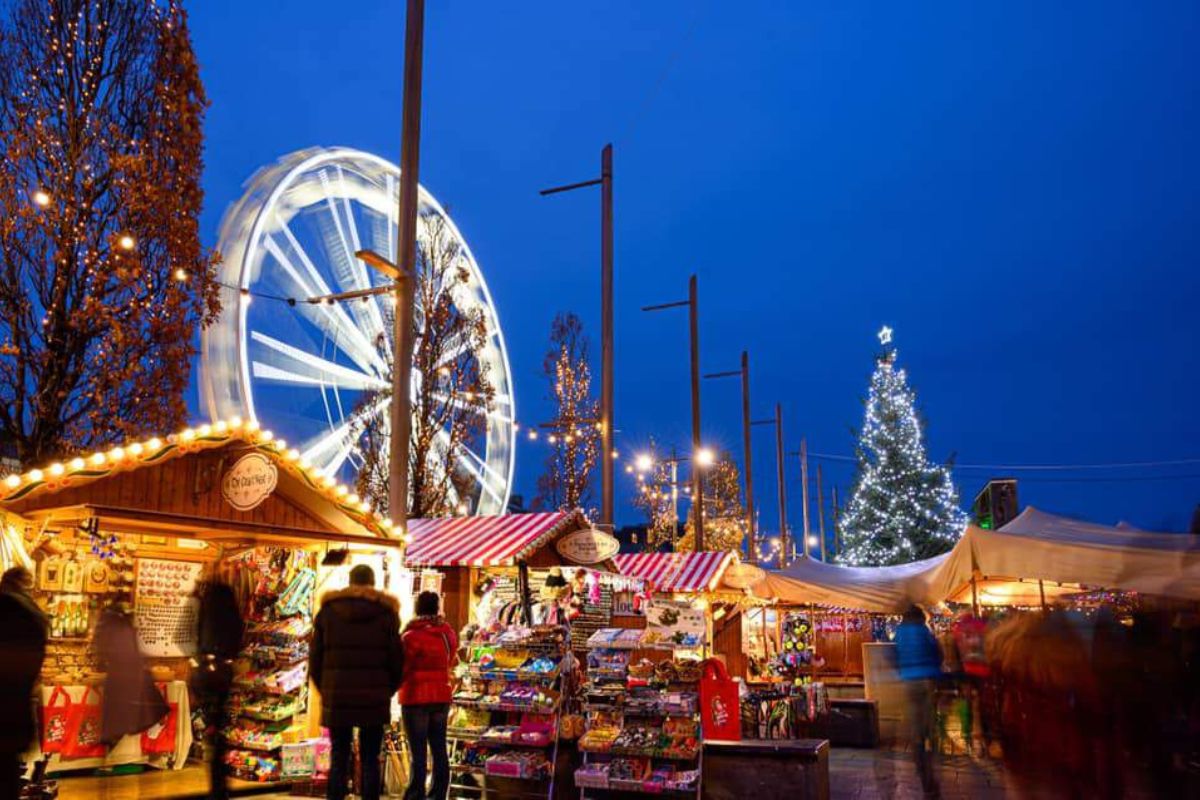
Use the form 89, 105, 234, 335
61, 686, 106, 758
140, 685, 177, 755
42, 686, 72, 754
699, 658, 741, 742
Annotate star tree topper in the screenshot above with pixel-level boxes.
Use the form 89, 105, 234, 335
878, 325, 894, 345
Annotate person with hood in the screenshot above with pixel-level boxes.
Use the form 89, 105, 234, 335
0, 566, 48, 799
399, 590, 458, 800
192, 579, 244, 800
310, 564, 402, 800
894, 605, 943, 799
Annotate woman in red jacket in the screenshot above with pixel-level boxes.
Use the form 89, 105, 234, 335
399, 591, 458, 800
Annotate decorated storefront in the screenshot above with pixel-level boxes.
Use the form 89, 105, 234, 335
0, 419, 401, 795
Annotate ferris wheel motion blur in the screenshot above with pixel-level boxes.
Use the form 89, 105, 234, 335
201, 147, 515, 516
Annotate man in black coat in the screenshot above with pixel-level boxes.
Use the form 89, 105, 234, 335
310, 564, 402, 800
193, 580, 244, 800
0, 566, 48, 800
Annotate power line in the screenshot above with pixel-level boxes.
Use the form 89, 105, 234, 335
808, 452, 1200, 472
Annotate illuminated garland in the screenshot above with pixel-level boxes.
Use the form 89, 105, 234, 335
0, 419, 402, 540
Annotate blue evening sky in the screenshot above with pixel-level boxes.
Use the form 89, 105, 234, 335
187, 1, 1200, 535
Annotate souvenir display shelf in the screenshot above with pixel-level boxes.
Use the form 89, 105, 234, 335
223, 549, 316, 783
448, 625, 568, 799
574, 629, 703, 799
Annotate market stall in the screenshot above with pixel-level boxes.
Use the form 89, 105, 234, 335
0, 419, 400, 795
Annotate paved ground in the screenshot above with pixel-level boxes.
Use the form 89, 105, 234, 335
830, 747, 1016, 800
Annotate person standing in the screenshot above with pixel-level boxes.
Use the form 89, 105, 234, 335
399, 591, 457, 800
311, 565, 402, 800
192, 580, 244, 799
0, 566, 48, 800
895, 605, 943, 799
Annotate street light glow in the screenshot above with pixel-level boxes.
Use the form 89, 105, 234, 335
806, 535, 820, 548
635, 453, 654, 472
695, 447, 716, 467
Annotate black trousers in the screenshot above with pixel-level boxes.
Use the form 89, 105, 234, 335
402, 704, 450, 800
0, 752, 21, 800
200, 691, 231, 800
328, 724, 384, 800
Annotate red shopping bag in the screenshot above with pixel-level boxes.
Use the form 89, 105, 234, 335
699, 658, 741, 742
140, 685, 177, 755
61, 687, 106, 759
42, 686, 72, 754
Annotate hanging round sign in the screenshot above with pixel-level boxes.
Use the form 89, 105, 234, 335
555, 528, 621, 565
221, 452, 278, 511
722, 561, 766, 590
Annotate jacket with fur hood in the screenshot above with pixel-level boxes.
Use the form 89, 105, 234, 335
310, 585, 403, 727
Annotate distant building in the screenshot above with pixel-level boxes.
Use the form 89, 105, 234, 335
972, 479, 1019, 530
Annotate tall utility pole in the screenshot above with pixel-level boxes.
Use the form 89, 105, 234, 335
540, 145, 615, 528
390, 0, 425, 530
643, 275, 703, 550
775, 404, 788, 567
832, 485, 841, 557
816, 463, 827, 561
703, 350, 756, 563
752, 404, 788, 568
800, 438, 811, 559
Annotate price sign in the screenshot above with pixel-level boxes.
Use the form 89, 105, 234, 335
134, 558, 203, 657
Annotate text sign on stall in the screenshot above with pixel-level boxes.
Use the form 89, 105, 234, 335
134, 558, 203, 657
555, 528, 620, 565
221, 452, 278, 511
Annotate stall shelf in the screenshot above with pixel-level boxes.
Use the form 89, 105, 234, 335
448, 626, 569, 800
575, 628, 704, 800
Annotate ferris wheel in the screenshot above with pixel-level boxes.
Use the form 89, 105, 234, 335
200, 147, 515, 516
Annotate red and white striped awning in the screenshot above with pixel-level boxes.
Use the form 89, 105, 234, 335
404, 510, 588, 567
613, 551, 737, 593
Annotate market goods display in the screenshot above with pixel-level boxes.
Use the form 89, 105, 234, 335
449, 623, 568, 799
576, 629, 706, 799
222, 548, 316, 782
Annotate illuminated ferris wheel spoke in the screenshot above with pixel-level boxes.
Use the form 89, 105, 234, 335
301, 396, 389, 474
202, 147, 516, 516
269, 226, 386, 375
249, 331, 388, 392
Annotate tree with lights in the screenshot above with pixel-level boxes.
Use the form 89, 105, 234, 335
678, 452, 746, 553
354, 210, 494, 518
534, 312, 599, 513
630, 443, 678, 551
837, 327, 967, 566
0, 0, 219, 466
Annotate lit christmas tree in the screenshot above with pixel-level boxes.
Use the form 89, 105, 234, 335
837, 327, 967, 566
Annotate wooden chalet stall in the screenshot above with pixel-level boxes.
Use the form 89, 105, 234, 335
403, 510, 620, 637
0, 419, 400, 789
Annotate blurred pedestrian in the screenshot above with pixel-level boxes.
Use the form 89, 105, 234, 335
399, 591, 457, 800
0, 566, 48, 799
311, 565, 402, 800
895, 605, 942, 799
93, 605, 168, 746
990, 610, 1105, 799
192, 580, 244, 799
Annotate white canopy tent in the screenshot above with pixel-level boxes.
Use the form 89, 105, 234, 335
752, 507, 1200, 613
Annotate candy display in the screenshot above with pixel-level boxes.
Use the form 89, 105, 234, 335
225, 748, 281, 782
577, 625, 707, 798
223, 547, 315, 783
448, 623, 568, 798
